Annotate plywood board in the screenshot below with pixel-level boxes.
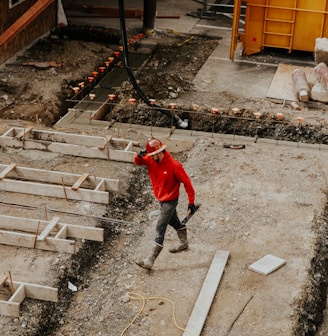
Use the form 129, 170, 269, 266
248, 254, 286, 275
183, 250, 230, 336
266, 63, 315, 101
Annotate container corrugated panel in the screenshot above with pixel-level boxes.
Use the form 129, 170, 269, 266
242, 0, 328, 55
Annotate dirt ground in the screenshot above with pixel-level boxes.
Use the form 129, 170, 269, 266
0, 26, 328, 336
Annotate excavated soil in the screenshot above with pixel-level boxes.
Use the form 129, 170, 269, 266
0, 27, 328, 336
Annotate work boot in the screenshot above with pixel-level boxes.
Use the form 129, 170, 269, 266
135, 243, 163, 270
169, 227, 188, 253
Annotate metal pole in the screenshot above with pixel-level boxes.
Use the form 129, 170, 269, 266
143, 0, 156, 32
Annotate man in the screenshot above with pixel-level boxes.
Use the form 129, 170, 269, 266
134, 137, 196, 270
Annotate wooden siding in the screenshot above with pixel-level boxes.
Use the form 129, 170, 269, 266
0, 0, 57, 65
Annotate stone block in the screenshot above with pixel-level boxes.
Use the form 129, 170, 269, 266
314, 38, 328, 64
314, 62, 328, 89
311, 81, 328, 103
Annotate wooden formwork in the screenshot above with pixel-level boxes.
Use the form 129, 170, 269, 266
0, 214, 104, 253
0, 163, 120, 204
0, 275, 58, 317
0, 127, 139, 163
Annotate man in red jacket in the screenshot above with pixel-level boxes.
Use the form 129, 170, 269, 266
134, 137, 196, 270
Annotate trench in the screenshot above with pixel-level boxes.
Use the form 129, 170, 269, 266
292, 202, 328, 336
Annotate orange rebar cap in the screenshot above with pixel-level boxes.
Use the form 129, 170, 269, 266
146, 138, 167, 156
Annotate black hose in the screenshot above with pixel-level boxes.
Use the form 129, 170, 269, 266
118, 0, 188, 128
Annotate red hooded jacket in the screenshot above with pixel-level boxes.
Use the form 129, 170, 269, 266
134, 151, 195, 204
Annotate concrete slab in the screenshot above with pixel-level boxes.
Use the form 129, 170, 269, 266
248, 254, 286, 276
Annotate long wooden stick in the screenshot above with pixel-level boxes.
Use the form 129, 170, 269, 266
44, 205, 48, 221
8, 271, 15, 294
33, 221, 40, 248
61, 177, 68, 199
224, 295, 253, 335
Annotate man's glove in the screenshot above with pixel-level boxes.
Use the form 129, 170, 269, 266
137, 150, 147, 158
188, 204, 197, 215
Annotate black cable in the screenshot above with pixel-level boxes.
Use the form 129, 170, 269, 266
118, 0, 188, 128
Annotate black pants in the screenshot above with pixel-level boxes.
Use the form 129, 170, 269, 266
155, 199, 184, 245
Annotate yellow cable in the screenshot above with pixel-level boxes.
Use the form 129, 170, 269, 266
120, 291, 195, 336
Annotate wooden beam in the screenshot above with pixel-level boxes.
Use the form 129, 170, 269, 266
98, 135, 113, 150
9, 284, 25, 304
0, 128, 138, 163
0, 215, 104, 242
124, 140, 133, 151
0, 164, 120, 192
183, 250, 230, 336
0, 163, 16, 180
37, 216, 60, 241
0, 179, 110, 204
0, 0, 55, 47
0, 300, 20, 317
48, 143, 135, 162
55, 225, 67, 239
0, 230, 75, 253
1, 127, 138, 146
0, 275, 8, 286
71, 173, 89, 190
20, 282, 58, 302
15, 127, 33, 139
0, 281, 58, 317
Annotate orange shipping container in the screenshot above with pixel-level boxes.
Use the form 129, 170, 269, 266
231, 0, 328, 57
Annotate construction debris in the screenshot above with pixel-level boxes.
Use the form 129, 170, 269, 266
291, 68, 310, 102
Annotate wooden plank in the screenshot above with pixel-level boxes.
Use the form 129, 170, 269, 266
0, 128, 138, 162
0, 163, 16, 180
18, 128, 139, 147
0, 0, 55, 46
15, 127, 33, 139
37, 217, 60, 241
0, 275, 8, 286
0, 179, 109, 204
98, 135, 113, 150
66, 225, 103, 242
0, 215, 104, 241
0, 230, 75, 253
71, 173, 89, 190
0, 300, 20, 317
21, 282, 58, 302
0, 164, 120, 192
124, 140, 133, 151
0, 137, 46, 150
0, 281, 57, 317
95, 179, 105, 191
8, 284, 25, 304
48, 143, 135, 162
183, 250, 230, 336
55, 225, 67, 239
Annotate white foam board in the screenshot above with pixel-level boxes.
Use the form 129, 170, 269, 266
248, 254, 286, 275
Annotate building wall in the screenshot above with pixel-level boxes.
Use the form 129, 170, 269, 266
0, 0, 57, 64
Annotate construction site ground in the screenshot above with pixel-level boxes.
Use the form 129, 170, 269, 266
1, 2, 328, 336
